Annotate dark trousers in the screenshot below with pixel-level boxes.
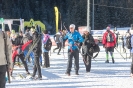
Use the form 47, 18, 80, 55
66, 49, 79, 73
0, 65, 6, 88
83, 53, 92, 72
54, 43, 62, 54
43, 52, 50, 67
11, 54, 29, 75
32, 53, 42, 78
131, 53, 133, 74
63, 41, 66, 48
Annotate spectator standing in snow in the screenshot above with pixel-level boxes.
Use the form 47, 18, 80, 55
0, 30, 12, 88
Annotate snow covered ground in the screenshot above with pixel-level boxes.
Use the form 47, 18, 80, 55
6, 44, 133, 88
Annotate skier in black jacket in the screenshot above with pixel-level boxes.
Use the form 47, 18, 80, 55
82, 28, 95, 73
30, 28, 42, 80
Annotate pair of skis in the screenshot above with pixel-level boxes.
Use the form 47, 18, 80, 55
24, 35, 41, 61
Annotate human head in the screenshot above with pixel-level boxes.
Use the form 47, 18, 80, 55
43, 30, 48, 34
106, 26, 110, 30
83, 28, 89, 35
11, 30, 15, 34
26, 29, 30, 32
30, 27, 35, 34
69, 24, 75, 33
106, 26, 110, 32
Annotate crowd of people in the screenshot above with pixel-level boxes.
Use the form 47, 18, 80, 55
0, 24, 133, 88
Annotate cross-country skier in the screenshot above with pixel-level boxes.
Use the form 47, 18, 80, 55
11, 33, 30, 76
53, 30, 62, 55
81, 28, 95, 73
30, 28, 42, 80
42, 30, 52, 68
64, 24, 83, 76
102, 26, 116, 63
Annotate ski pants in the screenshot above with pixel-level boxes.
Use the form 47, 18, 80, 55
131, 53, 133, 74
43, 52, 50, 67
83, 53, 93, 72
32, 52, 42, 78
0, 65, 6, 88
66, 49, 79, 73
11, 54, 29, 75
54, 43, 62, 54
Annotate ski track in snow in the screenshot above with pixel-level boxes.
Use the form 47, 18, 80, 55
6, 45, 133, 88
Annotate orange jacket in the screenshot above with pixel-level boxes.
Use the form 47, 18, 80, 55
102, 31, 116, 47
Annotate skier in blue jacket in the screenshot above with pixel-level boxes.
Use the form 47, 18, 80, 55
64, 24, 83, 76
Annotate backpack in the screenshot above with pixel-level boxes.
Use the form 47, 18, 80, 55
106, 32, 114, 42
44, 38, 52, 51
126, 35, 132, 49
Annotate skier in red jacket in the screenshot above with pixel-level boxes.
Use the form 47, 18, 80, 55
102, 26, 116, 63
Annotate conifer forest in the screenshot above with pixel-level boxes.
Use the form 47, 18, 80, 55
0, 0, 133, 33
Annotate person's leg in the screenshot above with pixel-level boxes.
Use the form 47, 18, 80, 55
131, 53, 133, 77
83, 55, 88, 72
47, 52, 50, 67
19, 54, 29, 74
0, 65, 6, 88
86, 53, 92, 72
105, 48, 109, 63
35, 55, 42, 79
66, 50, 73, 75
30, 52, 34, 65
53, 43, 59, 52
45, 52, 50, 67
24, 50, 30, 63
73, 50, 79, 75
33, 52, 42, 78
32, 61, 37, 78
57, 43, 62, 55
110, 47, 115, 63
110, 52, 115, 63
11, 59, 16, 76
39, 55, 42, 66
43, 52, 47, 68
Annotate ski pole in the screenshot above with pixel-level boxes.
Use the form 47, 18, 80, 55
115, 47, 126, 60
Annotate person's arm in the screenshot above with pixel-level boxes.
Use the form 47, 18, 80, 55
102, 33, 107, 47
88, 34, 95, 45
77, 32, 84, 43
63, 33, 68, 41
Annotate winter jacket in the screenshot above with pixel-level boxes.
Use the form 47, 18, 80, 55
82, 34, 95, 55
42, 34, 50, 52
22, 33, 32, 50
0, 30, 12, 68
102, 30, 116, 47
64, 31, 84, 50
32, 31, 42, 55
54, 32, 62, 43
131, 35, 133, 53
13, 35, 23, 46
